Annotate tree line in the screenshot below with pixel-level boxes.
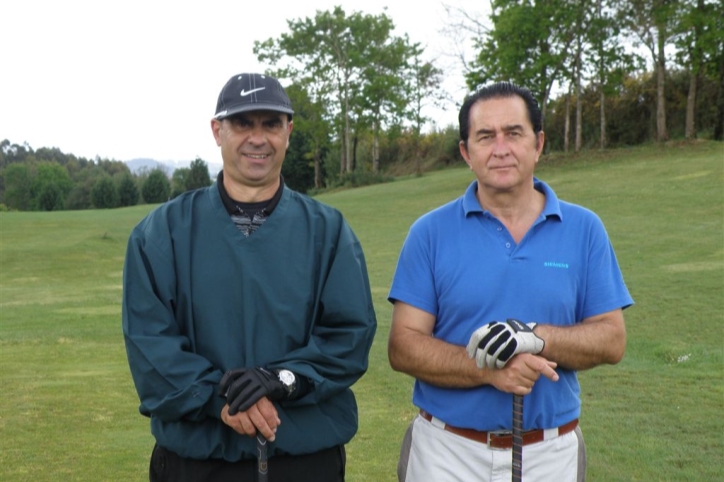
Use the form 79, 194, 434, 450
1, 3, 721, 211
0, 141, 211, 211
453, 0, 723, 150
263, 2, 722, 184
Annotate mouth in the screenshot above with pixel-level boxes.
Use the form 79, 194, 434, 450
243, 153, 271, 160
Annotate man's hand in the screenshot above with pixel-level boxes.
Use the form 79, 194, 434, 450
466, 319, 545, 369
219, 367, 286, 415
221, 397, 280, 441
488, 353, 559, 395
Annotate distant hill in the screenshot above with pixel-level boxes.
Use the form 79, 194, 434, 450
125, 158, 221, 178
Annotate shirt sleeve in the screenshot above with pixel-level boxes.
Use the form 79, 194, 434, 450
122, 219, 226, 423
580, 215, 634, 319
268, 223, 377, 406
387, 218, 438, 316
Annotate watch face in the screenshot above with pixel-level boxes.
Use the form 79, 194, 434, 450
278, 370, 295, 386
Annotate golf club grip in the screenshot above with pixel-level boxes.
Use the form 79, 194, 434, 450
512, 394, 524, 482
257, 434, 268, 482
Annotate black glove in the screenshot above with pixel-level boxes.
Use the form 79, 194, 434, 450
466, 319, 545, 369
219, 367, 287, 415
218, 368, 249, 397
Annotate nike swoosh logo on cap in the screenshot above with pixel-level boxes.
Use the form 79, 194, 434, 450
240, 87, 265, 97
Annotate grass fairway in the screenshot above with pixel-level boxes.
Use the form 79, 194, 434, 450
1, 140, 722, 481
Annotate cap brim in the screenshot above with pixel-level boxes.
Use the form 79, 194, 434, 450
215, 103, 294, 119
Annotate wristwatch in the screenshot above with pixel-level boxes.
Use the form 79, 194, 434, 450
276, 369, 297, 397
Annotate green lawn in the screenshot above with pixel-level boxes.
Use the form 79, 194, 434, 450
1, 140, 722, 481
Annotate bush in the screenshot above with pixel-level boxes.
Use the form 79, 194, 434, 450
117, 174, 139, 207
142, 169, 170, 204
37, 183, 64, 211
91, 176, 120, 209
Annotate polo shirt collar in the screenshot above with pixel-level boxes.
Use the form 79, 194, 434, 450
534, 178, 563, 220
462, 178, 563, 221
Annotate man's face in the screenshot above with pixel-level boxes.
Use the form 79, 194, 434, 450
211, 110, 293, 191
459, 96, 544, 193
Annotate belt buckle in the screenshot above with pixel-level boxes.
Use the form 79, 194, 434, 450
487, 430, 512, 450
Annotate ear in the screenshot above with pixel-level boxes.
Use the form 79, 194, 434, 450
211, 119, 222, 147
535, 131, 545, 162
459, 141, 472, 169
286, 121, 294, 148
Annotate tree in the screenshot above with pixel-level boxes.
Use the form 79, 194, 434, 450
91, 176, 120, 209
674, 0, 724, 139
586, 0, 637, 148
255, 6, 426, 177
65, 166, 106, 210
37, 183, 63, 211
171, 167, 190, 198
701, 1, 724, 140
1, 140, 33, 169
3, 162, 33, 210
117, 173, 139, 207
354, 31, 414, 173
572, 0, 587, 153
186, 158, 212, 191
142, 169, 170, 204
282, 84, 331, 192
467, 0, 579, 128
441, 3, 492, 79
406, 52, 443, 174
30, 162, 72, 211
617, 0, 679, 142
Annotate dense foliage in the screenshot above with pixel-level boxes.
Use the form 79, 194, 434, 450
1, 3, 721, 210
0, 141, 211, 211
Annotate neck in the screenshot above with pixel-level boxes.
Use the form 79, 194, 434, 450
223, 175, 280, 203
479, 182, 537, 215
476, 182, 545, 243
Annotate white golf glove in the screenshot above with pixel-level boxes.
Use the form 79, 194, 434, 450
466, 319, 545, 369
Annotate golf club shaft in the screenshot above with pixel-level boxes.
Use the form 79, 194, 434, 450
512, 394, 523, 482
257, 433, 268, 482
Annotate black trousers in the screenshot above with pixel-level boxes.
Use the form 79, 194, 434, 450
149, 443, 346, 482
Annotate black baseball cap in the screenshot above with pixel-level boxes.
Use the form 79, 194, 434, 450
214, 73, 294, 120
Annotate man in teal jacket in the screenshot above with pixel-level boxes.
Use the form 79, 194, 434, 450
122, 72, 377, 482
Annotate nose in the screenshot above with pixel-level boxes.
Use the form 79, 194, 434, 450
247, 123, 266, 146
491, 133, 509, 157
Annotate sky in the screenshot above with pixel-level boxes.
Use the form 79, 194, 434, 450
1, 0, 488, 167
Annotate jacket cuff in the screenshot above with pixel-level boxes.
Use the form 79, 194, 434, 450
205, 391, 229, 419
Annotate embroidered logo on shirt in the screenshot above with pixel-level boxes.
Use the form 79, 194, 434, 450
544, 261, 569, 269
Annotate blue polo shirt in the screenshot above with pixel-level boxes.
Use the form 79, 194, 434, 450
388, 178, 633, 431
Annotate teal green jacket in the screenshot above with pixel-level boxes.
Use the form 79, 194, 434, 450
122, 182, 377, 461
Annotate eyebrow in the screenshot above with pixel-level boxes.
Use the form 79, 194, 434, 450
475, 124, 525, 136
502, 124, 525, 132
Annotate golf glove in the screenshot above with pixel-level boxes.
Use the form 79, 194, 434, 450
219, 367, 287, 415
466, 319, 545, 369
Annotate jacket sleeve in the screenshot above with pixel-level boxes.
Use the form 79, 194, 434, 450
122, 221, 226, 422
269, 223, 377, 406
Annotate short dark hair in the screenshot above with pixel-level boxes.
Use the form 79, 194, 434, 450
458, 82, 542, 145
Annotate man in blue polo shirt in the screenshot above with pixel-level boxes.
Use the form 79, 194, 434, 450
388, 82, 633, 482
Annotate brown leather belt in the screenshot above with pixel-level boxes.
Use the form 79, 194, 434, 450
419, 409, 578, 449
